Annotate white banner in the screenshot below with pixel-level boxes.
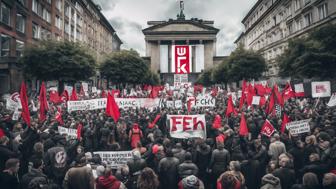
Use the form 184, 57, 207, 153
311, 81, 331, 98
58, 126, 77, 138
327, 93, 336, 107
92, 87, 97, 93
93, 151, 133, 169
175, 100, 182, 109
82, 82, 88, 92
294, 83, 304, 93
67, 98, 161, 112
187, 95, 215, 108
252, 96, 261, 105
168, 114, 206, 139
286, 119, 310, 135
6, 92, 22, 111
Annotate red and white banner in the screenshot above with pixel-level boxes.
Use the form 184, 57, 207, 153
311, 81, 331, 98
294, 83, 305, 97
260, 119, 275, 137
172, 45, 192, 74
5, 92, 22, 111
168, 115, 206, 139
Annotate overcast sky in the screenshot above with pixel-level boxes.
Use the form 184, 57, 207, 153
94, 0, 258, 56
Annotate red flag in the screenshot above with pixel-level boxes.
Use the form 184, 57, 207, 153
19, 82, 30, 127
260, 96, 266, 107
281, 113, 290, 133
79, 84, 85, 96
187, 97, 194, 113
39, 82, 49, 123
49, 90, 60, 104
247, 84, 256, 106
212, 114, 222, 129
211, 87, 218, 97
55, 107, 64, 125
239, 112, 249, 136
70, 87, 78, 101
226, 95, 237, 117
149, 86, 161, 98
112, 89, 120, 98
239, 80, 247, 111
61, 90, 69, 102
77, 123, 83, 140
266, 91, 275, 115
256, 84, 266, 96
149, 114, 161, 129
101, 89, 107, 98
106, 93, 120, 123
194, 84, 203, 94
274, 84, 284, 107
0, 128, 5, 138
260, 119, 275, 137
282, 82, 295, 101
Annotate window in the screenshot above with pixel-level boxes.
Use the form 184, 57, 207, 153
318, 4, 328, 20
294, 0, 301, 11
64, 21, 69, 33
1, 34, 10, 57
16, 40, 24, 57
56, 0, 62, 10
42, 9, 51, 23
286, 5, 291, 17
32, 23, 40, 39
65, 3, 70, 17
304, 12, 312, 27
16, 14, 25, 33
295, 19, 303, 31
288, 23, 293, 34
55, 15, 62, 29
32, 0, 38, 13
1, 3, 11, 26
40, 28, 51, 40
37, 3, 43, 17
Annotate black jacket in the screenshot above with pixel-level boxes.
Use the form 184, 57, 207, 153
209, 148, 230, 176
158, 157, 180, 189
21, 168, 47, 189
178, 160, 199, 179
273, 167, 296, 189
0, 145, 17, 172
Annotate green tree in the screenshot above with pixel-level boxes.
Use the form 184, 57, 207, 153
100, 50, 159, 84
212, 46, 266, 83
278, 24, 336, 79
20, 40, 96, 90
196, 68, 213, 86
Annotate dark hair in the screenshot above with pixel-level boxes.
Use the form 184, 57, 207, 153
220, 172, 238, 189
165, 148, 174, 157
137, 167, 159, 189
32, 159, 44, 169
185, 152, 192, 161
5, 158, 20, 169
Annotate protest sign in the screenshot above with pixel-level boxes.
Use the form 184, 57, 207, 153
311, 81, 331, 98
252, 96, 261, 105
93, 151, 133, 168
167, 114, 206, 139
58, 126, 77, 138
327, 93, 336, 107
6, 92, 22, 111
286, 119, 310, 135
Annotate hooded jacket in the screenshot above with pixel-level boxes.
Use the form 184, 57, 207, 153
260, 174, 281, 189
96, 175, 123, 189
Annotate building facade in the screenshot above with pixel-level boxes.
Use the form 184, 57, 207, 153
235, 0, 336, 78
0, 0, 122, 94
143, 13, 226, 84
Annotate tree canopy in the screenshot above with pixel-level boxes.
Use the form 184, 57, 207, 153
100, 50, 159, 84
278, 24, 336, 79
20, 40, 96, 82
211, 46, 266, 83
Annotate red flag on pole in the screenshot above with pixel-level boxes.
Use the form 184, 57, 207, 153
239, 112, 249, 136
106, 92, 120, 123
61, 90, 69, 102
266, 92, 275, 115
55, 107, 64, 125
77, 123, 83, 140
49, 90, 60, 104
281, 113, 290, 133
226, 95, 237, 117
282, 82, 295, 102
79, 84, 85, 96
260, 119, 275, 137
70, 87, 78, 101
39, 82, 49, 123
20, 82, 30, 127
212, 114, 222, 129
239, 80, 246, 111
0, 128, 5, 138
274, 84, 284, 107
101, 89, 107, 98
148, 114, 161, 129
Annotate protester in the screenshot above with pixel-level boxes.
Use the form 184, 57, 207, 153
63, 157, 94, 189
136, 167, 159, 189
96, 167, 126, 189
0, 158, 20, 189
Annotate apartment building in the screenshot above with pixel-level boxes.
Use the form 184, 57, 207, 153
235, 0, 336, 78
0, 0, 122, 94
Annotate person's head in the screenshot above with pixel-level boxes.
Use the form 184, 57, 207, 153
5, 158, 20, 173
33, 142, 44, 153
220, 172, 238, 189
77, 156, 87, 166
132, 150, 141, 160
181, 175, 200, 189
138, 167, 159, 189
104, 167, 112, 177
323, 173, 336, 187
303, 172, 319, 187
0, 136, 9, 145
96, 165, 105, 177
295, 140, 304, 148
229, 161, 241, 172
32, 159, 44, 170
185, 152, 192, 161
253, 139, 261, 148
165, 148, 174, 157
76, 146, 84, 154
309, 153, 320, 162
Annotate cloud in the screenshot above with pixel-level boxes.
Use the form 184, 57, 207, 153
95, 0, 258, 56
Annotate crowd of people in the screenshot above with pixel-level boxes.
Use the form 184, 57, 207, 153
0, 83, 336, 189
